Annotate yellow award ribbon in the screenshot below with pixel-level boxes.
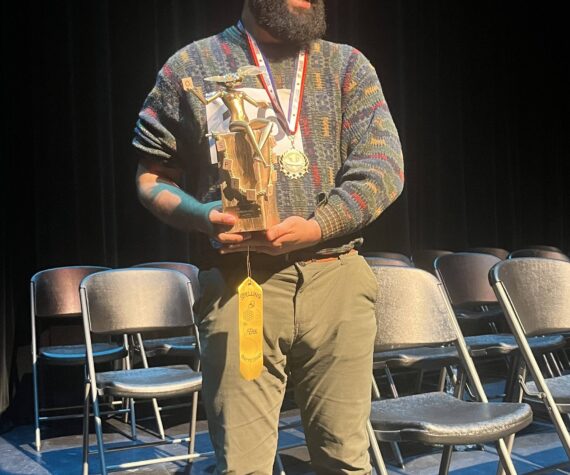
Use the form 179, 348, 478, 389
238, 248, 263, 380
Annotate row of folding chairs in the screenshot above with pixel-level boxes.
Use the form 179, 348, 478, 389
32, 255, 570, 474
364, 251, 570, 474
30, 262, 203, 474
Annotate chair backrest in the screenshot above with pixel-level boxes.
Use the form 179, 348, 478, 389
362, 251, 412, 266
465, 247, 510, 260
364, 256, 411, 267
508, 248, 569, 262
370, 266, 457, 351
522, 244, 564, 253
490, 258, 570, 336
31, 266, 110, 318
80, 268, 195, 334
435, 252, 500, 307
132, 261, 200, 298
411, 249, 452, 275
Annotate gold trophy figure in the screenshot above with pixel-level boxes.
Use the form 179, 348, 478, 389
184, 66, 280, 232
189, 66, 274, 167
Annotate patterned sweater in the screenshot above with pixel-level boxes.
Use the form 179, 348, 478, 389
133, 25, 404, 254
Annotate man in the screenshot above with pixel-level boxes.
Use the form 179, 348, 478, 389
134, 0, 404, 473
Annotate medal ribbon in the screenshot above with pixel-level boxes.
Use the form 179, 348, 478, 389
237, 21, 308, 136
237, 247, 264, 380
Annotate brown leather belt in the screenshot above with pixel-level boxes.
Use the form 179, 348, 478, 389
214, 248, 357, 272
296, 249, 358, 265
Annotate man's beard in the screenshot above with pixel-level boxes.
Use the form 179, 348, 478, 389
248, 0, 326, 47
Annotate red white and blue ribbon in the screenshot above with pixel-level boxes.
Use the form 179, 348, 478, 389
237, 21, 308, 136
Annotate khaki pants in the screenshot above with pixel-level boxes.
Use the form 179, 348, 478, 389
196, 253, 377, 475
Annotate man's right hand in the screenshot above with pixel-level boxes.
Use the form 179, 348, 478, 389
209, 209, 252, 244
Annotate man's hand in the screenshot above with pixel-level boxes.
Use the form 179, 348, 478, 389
220, 216, 322, 255
209, 209, 251, 244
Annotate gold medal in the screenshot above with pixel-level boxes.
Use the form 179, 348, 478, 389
279, 148, 309, 179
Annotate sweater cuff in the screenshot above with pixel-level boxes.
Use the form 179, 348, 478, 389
196, 200, 222, 236
313, 196, 350, 241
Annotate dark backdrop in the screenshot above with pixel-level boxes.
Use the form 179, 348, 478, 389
2, 0, 568, 424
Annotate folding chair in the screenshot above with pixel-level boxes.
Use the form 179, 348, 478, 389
490, 257, 570, 467
30, 266, 128, 451
131, 262, 200, 359
361, 251, 413, 266
79, 268, 204, 474
435, 252, 505, 332
435, 252, 564, 396
412, 249, 452, 275
508, 248, 570, 262
465, 247, 510, 260
367, 265, 533, 475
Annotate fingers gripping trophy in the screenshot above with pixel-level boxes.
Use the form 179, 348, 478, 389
184, 66, 280, 233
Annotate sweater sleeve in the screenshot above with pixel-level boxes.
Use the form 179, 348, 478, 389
313, 49, 404, 241
132, 60, 192, 167
132, 57, 222, 235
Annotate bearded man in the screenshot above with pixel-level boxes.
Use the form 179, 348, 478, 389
134, 0, 404, 473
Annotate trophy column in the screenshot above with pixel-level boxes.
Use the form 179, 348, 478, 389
215, 130, 280, 233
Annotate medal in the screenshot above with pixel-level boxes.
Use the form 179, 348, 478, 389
279, 138, 309, 179
239, 21, 309, 179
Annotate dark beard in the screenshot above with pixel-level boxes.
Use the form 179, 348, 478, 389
248, 0, 326, 47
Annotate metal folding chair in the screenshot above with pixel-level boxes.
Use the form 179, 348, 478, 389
79, 268, 205, 474
490, 257, 570, 471
30, 266, 129, 451
367, 265, 533, 475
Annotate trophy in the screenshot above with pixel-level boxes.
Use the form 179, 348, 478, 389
185, 66, 280, 233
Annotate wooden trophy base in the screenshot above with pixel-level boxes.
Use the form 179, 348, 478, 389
215, 131, 279, 233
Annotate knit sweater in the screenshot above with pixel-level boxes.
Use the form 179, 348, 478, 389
133, 25, 404, 253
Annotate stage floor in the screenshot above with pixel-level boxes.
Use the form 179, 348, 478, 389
2, 377, 570, 474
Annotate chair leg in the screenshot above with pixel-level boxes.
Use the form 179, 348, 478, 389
496, 364, 526, 475
415, 369, 424, 393
438, 445, 454, 475
367, 420, 388, 475
542, 354, 555, 378
437, 367, 447, 392
274, 452, 286, 475
151, 398, 165, 440
495, 438, 517, 475
129, 398, 137, 439
32, 361, 41, 452
82, 381, 91, 475
548, 352, 563, 377
383, 368, 405, 467
188, 391, 199, 456
92, 395, 108, 475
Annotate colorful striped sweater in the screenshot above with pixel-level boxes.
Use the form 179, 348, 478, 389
133, 25, 404, 254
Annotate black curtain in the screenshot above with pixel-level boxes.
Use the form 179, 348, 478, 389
2, 0, 568, 425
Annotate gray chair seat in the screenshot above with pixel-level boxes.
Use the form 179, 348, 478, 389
525, 375, 570, 409
370, 392, 532, 444
39, 343, 127, 365
456, 307, 504, 322
373, 346, 460, 370
464, 334, 564, 356
143, 335, 197, 358
96, 365, 202, 399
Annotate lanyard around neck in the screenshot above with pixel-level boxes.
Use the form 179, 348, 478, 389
237, 21, 308, 136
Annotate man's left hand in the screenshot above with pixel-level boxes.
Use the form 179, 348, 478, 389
219, 216, 322, 256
